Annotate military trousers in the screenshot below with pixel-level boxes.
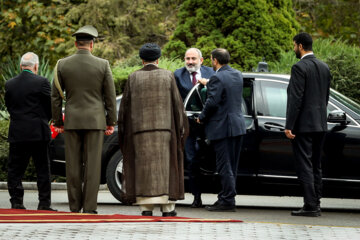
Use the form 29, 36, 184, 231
64, 130, 104, 212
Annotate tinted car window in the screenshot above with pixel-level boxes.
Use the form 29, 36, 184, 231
260, 80, 288, 118
185, 85, 205, 111
185, 84, 249, 115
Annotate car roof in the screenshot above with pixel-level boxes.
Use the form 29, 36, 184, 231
243, 72, 290, 83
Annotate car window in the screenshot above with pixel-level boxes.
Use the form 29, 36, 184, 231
185, 85, 204, 111
185, 83, 251, 115
258, 80, 356, 124
260, 80, 288, 118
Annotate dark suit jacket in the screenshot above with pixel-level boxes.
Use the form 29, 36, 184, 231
5, 71, 52, 143
174, 65, 214, 100
51, 49, 117, 130
199, 65, 246, 141
286, 54, 331, 133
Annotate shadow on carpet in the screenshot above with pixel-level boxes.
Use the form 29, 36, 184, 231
0, 209, 242, 223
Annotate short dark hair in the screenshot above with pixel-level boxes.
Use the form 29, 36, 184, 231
76, 40, 93, 47
293, 32, 313, 51
211, 48, 230, 65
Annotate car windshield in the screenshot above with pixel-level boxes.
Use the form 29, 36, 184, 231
330, 89, 360, 115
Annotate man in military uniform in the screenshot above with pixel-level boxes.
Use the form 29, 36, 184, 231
51, 25, 117, 214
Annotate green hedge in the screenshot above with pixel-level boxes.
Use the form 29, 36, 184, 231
268, 38, 360, 104
112, 56, 184, 95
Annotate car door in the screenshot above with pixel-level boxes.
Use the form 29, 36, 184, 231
255, 79, 296, 177
184, 79, 257, 176
255, 79, 360, 183
323, 98, 360, 180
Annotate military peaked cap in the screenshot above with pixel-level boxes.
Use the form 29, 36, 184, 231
72, 25, 98, 41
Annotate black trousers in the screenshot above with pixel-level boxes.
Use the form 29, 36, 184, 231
7, 141, 51, 207
291, 132, 325, 210
212, 135, 243, 206
185, 131, 201, 197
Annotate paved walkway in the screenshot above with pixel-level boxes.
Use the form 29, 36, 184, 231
0, 222, 359, 240
0, 183, 359, 239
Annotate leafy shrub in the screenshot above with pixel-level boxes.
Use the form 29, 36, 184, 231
112, 56, 183, 95
268, 38, 360, 103
0, 120, 9, 181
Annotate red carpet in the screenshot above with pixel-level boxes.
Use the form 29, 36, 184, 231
0, 209, 242, 223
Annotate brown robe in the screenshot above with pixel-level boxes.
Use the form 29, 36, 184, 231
118, 64, 188, 204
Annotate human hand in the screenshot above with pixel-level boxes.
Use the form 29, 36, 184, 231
53, 126, 64, 133
284, 129, 295, 139
105, 126, 114, 135
198, 78, 208, 86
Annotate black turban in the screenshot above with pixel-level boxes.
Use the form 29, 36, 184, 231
139, 43, 161, 61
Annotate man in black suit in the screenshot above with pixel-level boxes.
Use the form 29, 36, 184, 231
197, 48, 246, 212
174, 48, 214, 208
285, 32, 331, 217
5, 52, 55, 211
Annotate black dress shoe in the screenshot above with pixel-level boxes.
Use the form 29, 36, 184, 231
162, 210, 177, 217
191, 197, 203, 208
37, 206, 57, 211
205, 204, 236, 212
291, 207, 321, 217
141, 211, 153, 216
83, 210, 98, 214
11, 203, 26, 210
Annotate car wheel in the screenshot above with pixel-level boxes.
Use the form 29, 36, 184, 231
106, 150, 125, 203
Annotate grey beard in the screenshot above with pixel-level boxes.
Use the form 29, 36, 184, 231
185, 64, 200, 72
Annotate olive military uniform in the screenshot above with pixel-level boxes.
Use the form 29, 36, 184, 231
51, 26, 117, 213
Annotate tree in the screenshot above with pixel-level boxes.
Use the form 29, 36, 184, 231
0, 0, 182, 68
63, 0, 182, 63
293, 0, 360, 45
0, 0, 77, 65
163, 0, 299, 70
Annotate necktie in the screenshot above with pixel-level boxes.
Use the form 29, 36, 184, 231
191, 72, 197, 86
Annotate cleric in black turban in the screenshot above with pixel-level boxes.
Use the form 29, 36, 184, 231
139, 43, 161, 61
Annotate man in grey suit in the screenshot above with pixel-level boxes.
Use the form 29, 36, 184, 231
197, 48, 246, 212
285, 32, 331, 217
51, 25, 117, 214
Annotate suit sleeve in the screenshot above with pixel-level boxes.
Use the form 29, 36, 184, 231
199, 75, 223, 121
285, 64, 305, 130
171, 73, 189, 145
103, 60, 117, 126
51, 66, 64, 126
41, 78, 52, 121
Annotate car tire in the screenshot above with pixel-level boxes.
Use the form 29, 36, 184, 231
106, 150, 125, 203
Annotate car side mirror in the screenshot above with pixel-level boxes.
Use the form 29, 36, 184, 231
327, 110, 349, 125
